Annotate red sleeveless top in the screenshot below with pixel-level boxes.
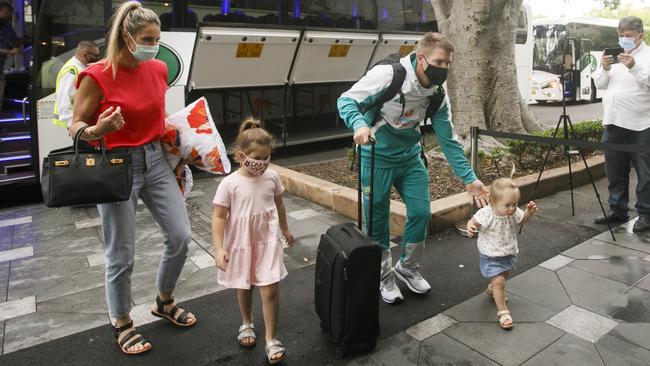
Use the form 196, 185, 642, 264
77, 59, 168, 149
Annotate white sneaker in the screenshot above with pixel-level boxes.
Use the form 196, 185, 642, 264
380, 270, 404, 304
394, 261, 431, 294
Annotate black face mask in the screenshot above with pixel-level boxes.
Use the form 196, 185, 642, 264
422, 57, 448, 86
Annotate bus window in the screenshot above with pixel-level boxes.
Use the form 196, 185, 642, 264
192, 0, 282, 26
288, 0, 376, 29
516, 8, 527, 44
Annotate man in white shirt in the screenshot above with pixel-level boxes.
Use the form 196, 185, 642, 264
53, 40, 99, 129
593, 16, 650, 232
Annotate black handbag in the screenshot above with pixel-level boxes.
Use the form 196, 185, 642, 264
41, 126, 133, 208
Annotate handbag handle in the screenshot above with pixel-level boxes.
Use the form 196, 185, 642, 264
74, 126, 107, 164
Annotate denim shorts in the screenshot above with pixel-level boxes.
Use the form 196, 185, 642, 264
479, 254, 518, 279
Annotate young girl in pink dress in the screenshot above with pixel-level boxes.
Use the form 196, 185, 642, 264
212, 118, 295, 364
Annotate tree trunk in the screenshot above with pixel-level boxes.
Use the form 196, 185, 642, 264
430, 0, 542, 147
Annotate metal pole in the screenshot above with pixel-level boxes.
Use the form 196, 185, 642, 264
470, 126, 479, 176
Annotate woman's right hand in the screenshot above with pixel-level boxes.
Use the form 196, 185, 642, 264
94, 106, 125, 136
215, 248, 229, 271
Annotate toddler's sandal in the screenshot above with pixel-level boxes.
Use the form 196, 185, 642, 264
237, 323, 256, 348
486, 284, 509, 302
266, 339, 286, 364
497, 310, 514, 330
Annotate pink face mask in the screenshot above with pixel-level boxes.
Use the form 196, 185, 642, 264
242, 154, 270, 176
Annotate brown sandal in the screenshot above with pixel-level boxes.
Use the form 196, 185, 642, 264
114, 322, 151, 355
150, 295, 197, 328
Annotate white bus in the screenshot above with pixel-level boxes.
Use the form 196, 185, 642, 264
529, 16, 619, 103
1, 0, 534, 186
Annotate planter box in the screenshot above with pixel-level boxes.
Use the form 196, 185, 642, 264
273, 155, 605, 235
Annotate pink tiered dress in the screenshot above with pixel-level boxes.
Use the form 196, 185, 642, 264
213, 169, 287, 289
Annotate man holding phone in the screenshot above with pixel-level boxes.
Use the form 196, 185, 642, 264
593, 15, 650, 232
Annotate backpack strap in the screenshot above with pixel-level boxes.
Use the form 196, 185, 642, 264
420, 86, 446, 169
360, 63, 407, 127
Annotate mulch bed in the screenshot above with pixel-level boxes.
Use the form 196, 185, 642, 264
290, 152, 600, 203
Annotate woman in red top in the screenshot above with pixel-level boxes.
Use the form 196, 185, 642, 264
70, 1, 196, 355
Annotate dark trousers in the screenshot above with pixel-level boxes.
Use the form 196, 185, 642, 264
602, 125, 650, 215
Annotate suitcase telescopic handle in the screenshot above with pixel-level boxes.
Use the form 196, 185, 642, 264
357, 138, 376, 236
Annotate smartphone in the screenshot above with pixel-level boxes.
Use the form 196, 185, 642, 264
603, 47, 624, 63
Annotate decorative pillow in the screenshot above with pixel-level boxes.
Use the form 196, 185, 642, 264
161, 97, 231, 175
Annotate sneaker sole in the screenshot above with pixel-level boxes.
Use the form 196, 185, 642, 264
382, 295, 404, 304
394, 270, 430, 295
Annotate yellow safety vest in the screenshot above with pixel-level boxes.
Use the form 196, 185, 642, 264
52, 58, 81, 128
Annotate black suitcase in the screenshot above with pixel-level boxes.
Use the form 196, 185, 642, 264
315, 142, 382, 358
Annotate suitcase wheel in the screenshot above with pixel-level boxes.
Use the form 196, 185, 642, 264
335, 345, 346, 359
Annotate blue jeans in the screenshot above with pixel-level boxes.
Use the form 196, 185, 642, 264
602, 125, 650, 216
98, 141, 191, 318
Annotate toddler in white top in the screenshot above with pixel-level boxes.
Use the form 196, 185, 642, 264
466, 178, 537, 330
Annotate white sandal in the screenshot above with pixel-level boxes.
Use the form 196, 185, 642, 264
237, 323, 256, 348
497, 310, 514, 330
265, 339, 286, 364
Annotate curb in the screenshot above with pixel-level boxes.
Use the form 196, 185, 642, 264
273, 155, 605, 235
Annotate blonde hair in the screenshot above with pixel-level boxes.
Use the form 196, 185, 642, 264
235, 118, 274, 158
105, 1, 160, 78
490, 178, 521, 205
416, 32, 455, 56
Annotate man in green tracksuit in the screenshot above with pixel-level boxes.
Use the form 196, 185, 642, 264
337, 32, 489, 304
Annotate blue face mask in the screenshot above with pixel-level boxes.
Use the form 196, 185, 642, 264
127, 32, 159, 61
619, 37, 636, 51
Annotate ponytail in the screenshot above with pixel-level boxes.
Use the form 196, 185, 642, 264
105, 1, 160, 78
235, 118, 273, 156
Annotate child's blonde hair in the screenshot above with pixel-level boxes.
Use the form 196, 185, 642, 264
235, 118, 273, 159
489, 178, 521, 205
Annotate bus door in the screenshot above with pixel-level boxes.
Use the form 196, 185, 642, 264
578, 38, 593, 102
561, 37, 578, 100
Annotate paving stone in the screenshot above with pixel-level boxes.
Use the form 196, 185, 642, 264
365, 332, 419, 366
339, 356, 379, 366
539, 254, 575, 271
557, 266, 629, 315
3, 311, 109, 354
0, 296, 36, 321
128, 302, 160, 326
0, 263, 8, 302
36, 234, 103, 259
596, 334, 650, 366
546, 305, 618, 343
562, 238, 647, 260
74, 217, 102, 230
636, 275, 650, 291
0, 246, 33, 263
610, 323, 650, 350
593, 221, 650, 254
173, 267, 227, 304
606, 287, 650, 323
507, 266, 571, 312
445, 291, 557, 323
130, 259, 200, 306
86, 252, 106, 267
418, 333, 499, 366
283, 217, 330, 267
443, 322, 564, 366
288, 208, 322, 221
0, 216, 31, 228
312, 212, 351, 227
37, 286, 108, 315
7, 257, 104, 302
521, 333, 605, 366
405, 313, 457, 341
569, 258, 650, 286
189, 251, 215, 269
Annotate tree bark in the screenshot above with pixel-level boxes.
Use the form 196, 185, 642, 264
430, 0, 542, 147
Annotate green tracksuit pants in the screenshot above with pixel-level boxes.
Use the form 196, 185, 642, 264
361, 157, 430, 276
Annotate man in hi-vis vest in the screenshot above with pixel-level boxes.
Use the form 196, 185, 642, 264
53, 40, 100, 128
